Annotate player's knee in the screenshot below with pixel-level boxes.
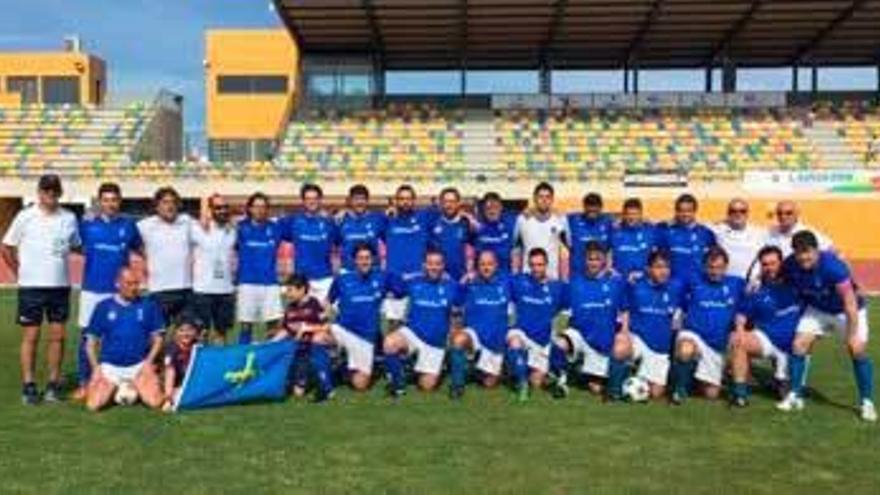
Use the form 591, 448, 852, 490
451, 330, 470, 349
847, 339, 867, 359
382, 333, 403, 354
704, 385, 721, 400
792, 335, 813, 356
507, 335, 523, 349
351, 373, 371, 391
312, 332, 333, 346
482, 374, 500, 388
529, 371, 546, 388
552, 335, 571, 354
612, 335, 631, 360
418, 374, 439, 391
676, 339, 696, 360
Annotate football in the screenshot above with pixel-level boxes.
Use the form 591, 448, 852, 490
114, 380, 139, 406
623, 376, 650, 403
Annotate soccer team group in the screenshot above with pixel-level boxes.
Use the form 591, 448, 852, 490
1, 174, 875, 421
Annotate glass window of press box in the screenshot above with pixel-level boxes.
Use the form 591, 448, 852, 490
6, 76, 39, 104
41, 76, 81, 104
217, 75, 288, 94
208, 139, 277, 162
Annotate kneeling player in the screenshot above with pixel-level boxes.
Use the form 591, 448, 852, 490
162, 320, 200, 411
729, 246, 800, 407
607, 251, 684, 401
449, 251, 512, 398
777, 232, 876, 422
274, 275, 328, 398
383, 250, 459, 397
85, 268, 165, 411
548, 242, 626, 399
321, 244, 391, 393
671, 247, 744, 404
507, 248, 566, 400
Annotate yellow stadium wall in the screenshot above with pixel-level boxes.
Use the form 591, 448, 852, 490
0, 51, 106, 105
205, 29, 298, 140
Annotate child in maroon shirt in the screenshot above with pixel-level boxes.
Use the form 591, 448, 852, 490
275, 275, 328, 396
162, 321, 200, 411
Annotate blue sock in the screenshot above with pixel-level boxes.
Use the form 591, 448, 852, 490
549, 343, 568, 379
310, 344, 334, 395
852, 356, 874, 402
731, 381, 750, 400
789, 354, 807, 397
77, 331, 91, 386
506, 347, 528, 387
385, 352, 406, 391
607, 357, 628, 399
449, 348, 468, 390
285, 340, 300, 386
238, 325, 253, 345
673, 359, 696, 397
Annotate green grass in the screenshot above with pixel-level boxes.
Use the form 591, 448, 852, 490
0, 290, 879, 494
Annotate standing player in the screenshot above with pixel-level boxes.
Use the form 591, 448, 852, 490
606, 251, 684, 401
729, 246, 801, 407
137, 187, 194, 324
75, 182, 141, 399
609, 198, 657, 280
190, 194, 236, 344
515, 182, 568, 280
670, 247, 744, 404
282, 183, 338, 303
507, 248, 566, 400
1, 175, 80, 404
777, 231, 876, 422
236, 193, 284, 344
84, 268, 165, 411
430, 187, 473, 282
337, 184, 385, 273
765, 200, 833, 257
548, 242, 626, 398
383, 185, 436, 324
657, 194, 716, 281
383, 250, 459, 397
449, 251, 512, 398
319, 244, 391, 392
473, 192, 517, 274
711, 199, 766, 280
566, 193, 614, 278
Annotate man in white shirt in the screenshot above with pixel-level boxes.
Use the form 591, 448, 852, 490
190, 194, 237, 344
514, 182, 569, 280
137, 187, 194, 324
1, 175, 80, 405
711, 198, 767, 280
765, 200, 833, 257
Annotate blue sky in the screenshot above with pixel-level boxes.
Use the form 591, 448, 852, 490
2, 1, 877, 142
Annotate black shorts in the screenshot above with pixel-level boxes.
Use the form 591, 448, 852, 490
190, 292, 236, 334
152, 289, 192, 326
17, 287, 71, 326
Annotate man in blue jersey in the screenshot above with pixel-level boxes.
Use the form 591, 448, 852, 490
383, 250, 459, 396
282, 183, 338, 302
777, 231, 876, 422
607, 251, 684, 401
670, 247, 745, 404
317, 243, 391, 393
609, 198, 657, 281
75, 182, 142, 400
84, 267, 165, 411
448, 250, 512, 398
658, 194, 716, 281
566, 193, 614, 278
337, 184, 386, 273
236, 192, 284, 344
430, 187, 473, 282
729, 246, 801, 407
383, 184, 437, 323
473, 192, 517, 274
548, 241, 626, 399
507, 248, 566, 400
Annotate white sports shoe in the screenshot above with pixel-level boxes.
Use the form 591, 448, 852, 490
859, 399, 877, 422
776, 392, 805, 413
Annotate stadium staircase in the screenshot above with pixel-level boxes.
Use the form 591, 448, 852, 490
460, 109, 499, 179
803, 121, 859, 169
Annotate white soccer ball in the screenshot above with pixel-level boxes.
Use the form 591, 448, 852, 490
622, 376, 650, 403
114, 380, 139, 406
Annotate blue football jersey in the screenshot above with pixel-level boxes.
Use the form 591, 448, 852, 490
473, 213, 517, 274
430, 215, 472, 281
460, 275, 513, 353
783, 251, 865, 314
624, 277, 684, 354
86, 296, 165, 366
281, 212, 338, 280
657, 221, 716, 281
337, 211, 386, 272
566, 213, 614, 277
610, 222, 657, 278
79, 215, 142, 293
510, 274, 566, 346
738, 281, 802, 353
682, 274, 744, 351
328, 270, 389, 342
568, 271, 627, 354
398, 275, 460, 348
385, 210, 435, 279
236, 218, 283, 285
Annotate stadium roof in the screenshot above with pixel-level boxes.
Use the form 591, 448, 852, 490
273, 0, 880, 70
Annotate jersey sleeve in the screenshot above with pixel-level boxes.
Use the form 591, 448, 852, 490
823, 254, 852, 285
2, 211, 24, 247
279, 215, 293, 243
557, 282, 571, 311
703, 225, 717, 247
147, 298, 166, 335
452, 281, 467, 308
327, 277, 341, 304
85, 301, 106, 339
66, 213, 82, 248
129, 220, 144, 252
512, 215, 524, 247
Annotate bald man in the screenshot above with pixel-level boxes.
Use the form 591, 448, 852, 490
711, 199, 766, 280
765, 201, 833, 258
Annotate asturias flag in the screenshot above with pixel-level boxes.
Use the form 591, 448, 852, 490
175, 340, 295, 411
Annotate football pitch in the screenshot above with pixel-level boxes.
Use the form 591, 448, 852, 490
0, 290, 878, 494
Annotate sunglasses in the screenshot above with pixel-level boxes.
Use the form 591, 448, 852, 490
776, 210, 795, 216
728, 208, 748, 214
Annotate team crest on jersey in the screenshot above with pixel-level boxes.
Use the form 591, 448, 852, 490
108, 310, 117, 321
119, 227, 126, 238
137, 308, 144, 321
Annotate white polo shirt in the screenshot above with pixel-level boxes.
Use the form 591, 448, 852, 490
191, 221, 236, 295
2, 205, 80, 287
137, 214, 193, 293
711, 222, 767, 280
765, 222, 833, 258
514, 212, 568, 280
